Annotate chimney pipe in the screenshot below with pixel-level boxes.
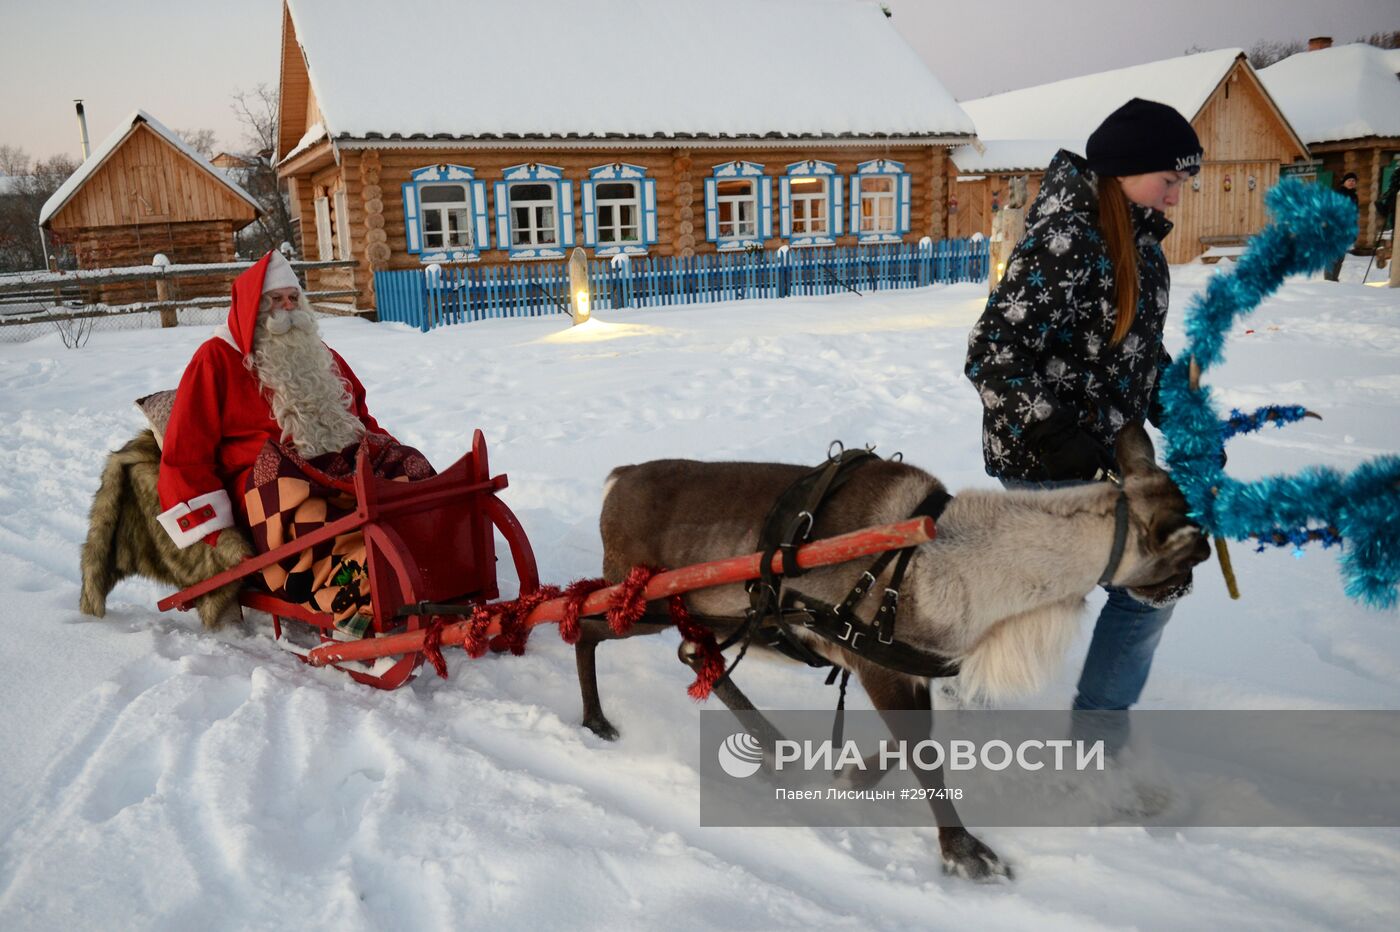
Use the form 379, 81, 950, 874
74, 100, 91, 160
1307, 36, 1333, 51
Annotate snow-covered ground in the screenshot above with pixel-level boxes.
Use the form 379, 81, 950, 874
0, 257, 1396, 930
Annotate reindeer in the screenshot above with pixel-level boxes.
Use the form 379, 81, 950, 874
573, 423, 1210, 880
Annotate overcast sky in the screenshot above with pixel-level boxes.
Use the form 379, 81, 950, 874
1, 0, 1395, 163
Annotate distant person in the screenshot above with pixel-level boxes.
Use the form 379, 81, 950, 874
965, 98, 1203, 722
1325, 171, 1359, 281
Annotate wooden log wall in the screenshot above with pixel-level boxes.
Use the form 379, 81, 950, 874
63, 220, 240, 304
319, 144, 958, 286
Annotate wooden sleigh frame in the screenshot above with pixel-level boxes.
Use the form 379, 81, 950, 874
159, 429, 541, 689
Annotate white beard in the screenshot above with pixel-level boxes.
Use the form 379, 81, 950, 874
250, 302, 366, 458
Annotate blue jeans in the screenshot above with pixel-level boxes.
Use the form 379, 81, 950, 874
1000, 478, 1175, 712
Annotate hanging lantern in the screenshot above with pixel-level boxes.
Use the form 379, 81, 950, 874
948, 194, 959, 214
1247, 175, 1257, 191
1192, 175, 1201, 191
1224, 174, 1233, 192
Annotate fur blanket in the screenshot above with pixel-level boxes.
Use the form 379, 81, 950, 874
79, 430, 251, 630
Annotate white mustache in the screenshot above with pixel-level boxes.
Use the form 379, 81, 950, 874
262, 308, 315, 336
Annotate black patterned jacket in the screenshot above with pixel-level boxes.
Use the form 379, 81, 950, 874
965, 150, 1173, 481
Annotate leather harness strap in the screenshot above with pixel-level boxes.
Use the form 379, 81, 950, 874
1096, 473, 1132, 588
728, 450, 961, 681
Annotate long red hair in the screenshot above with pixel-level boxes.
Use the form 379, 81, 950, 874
1097, 177, 1137, 347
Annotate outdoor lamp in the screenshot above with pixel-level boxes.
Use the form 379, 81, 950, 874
568, 247, 590, 326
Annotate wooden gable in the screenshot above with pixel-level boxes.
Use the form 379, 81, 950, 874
277, 1, 314, 162
47, 123, 258, 231
1191, 56, 1310, 164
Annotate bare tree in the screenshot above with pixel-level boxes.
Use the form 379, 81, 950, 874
0, 147, 80, 272
176, 128, 219, 160
230, 84, 299, 259
1247, 39, 1305, 69
0, 144, 30, 177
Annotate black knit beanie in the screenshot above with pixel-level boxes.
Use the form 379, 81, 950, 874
1086, 98, 1203, 177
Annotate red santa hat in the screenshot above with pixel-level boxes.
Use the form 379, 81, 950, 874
226, 251, 302, 357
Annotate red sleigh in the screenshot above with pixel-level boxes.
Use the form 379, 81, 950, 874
159, 429, 540, 689
160, 431, 937, 690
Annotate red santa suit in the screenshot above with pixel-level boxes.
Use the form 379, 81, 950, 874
156, 252, 389, 549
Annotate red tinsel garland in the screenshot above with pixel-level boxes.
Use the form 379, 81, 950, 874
606, 564, 660, 635
668, 594, 726, 701
558, 577, 610, 644
414, 564, 728, 700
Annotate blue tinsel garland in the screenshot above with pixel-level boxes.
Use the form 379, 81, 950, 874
1158, 178, 1400, 610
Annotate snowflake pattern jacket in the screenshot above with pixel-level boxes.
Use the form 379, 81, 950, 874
965, 149, 1173, 481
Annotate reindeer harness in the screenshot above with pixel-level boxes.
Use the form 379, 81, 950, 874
721, 446, 963, 682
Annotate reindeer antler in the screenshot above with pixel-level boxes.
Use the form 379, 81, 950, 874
1161, 179, 1400, 610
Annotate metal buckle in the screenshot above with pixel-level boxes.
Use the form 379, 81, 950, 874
791, 511, 814, 541
854, 571, 875, 595
837, 622, 864, 649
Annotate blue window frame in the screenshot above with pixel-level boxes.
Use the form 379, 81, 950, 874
849, 158, 911, 244
704, 161, 772, 250
581, 163, 658, 256
401, 164, 490, 262
493, 163, 575, 259
780, 159, 843, 247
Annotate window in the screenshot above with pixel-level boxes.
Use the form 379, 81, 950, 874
314, 194, 333, 261
583, 164, 657, 255
717, 180, 757, 240
333, 189, 352, 259
705, 162, 771, 249
849, 159, 911, 244
509, 182, 558, 247
402, 165, 490, 261
493, 164, 574, 259
790, 177, 827, 235
595, 181, 640, 244
780, 160, 842, 247
860, 177, 897, 234
419, 183, 472, 250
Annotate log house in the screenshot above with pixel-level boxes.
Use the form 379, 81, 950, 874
274, 0, 977, 312
949, 50, 1310, 265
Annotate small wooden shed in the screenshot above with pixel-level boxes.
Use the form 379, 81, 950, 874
1260, 43, 1400, 251
40, 111, 260, 273
949, 50, 1310, 264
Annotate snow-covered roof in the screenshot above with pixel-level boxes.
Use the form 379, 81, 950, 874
283, 0, 975, 144
950, 139, 1077, 174
960, 48, 1245, 153
39, 110, 260, 226
1258, 44, 1400, 144
1383, 47, 1400, 75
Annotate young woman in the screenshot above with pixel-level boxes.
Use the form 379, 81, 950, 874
964, 98, 1203, 717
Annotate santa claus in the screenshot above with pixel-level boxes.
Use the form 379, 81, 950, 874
157, 251, 430, 631
156, 250, 386, 543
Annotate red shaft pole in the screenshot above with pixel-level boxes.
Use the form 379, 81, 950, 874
307, 516, 935, 668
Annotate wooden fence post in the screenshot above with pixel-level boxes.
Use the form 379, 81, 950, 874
156, 272, 176, 328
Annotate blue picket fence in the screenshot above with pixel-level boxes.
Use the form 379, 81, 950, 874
373, 239, 989, 332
